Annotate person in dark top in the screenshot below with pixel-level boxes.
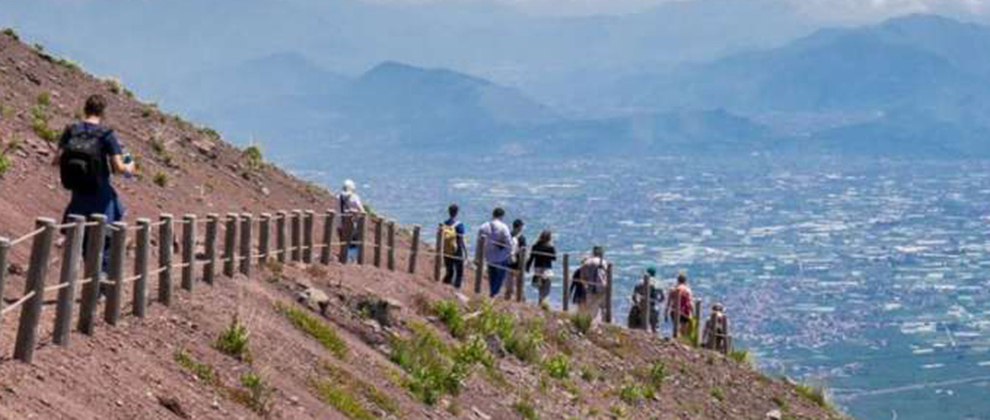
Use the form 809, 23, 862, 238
630, 267, 664, 333
526, 230, 556, 305
54, 94, 134, 272
441, 204, 468, 289
511, 219, 527, 268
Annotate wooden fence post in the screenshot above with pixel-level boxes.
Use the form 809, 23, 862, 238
694, 298, 703, 347
303, 210, 315, 264
409, 225, 421, 274
13, 218, 55, 363
240, 213, 253, 276
374, 217, 383, 268
223, 213, 237, 277
562, 254, 570, 312
104, 222, 127, 326
604, 263, 613, 324
473, 235, 486, 295
258, 213, 271, 265
433, 224, 443, 282
276, 211, 287, 264
0, 237, 10, 342
181, 214, 196, 291
203, 214, 218, 285
356, 215, 367, 265
291, 210, 302, 262
339, 213, 351, 264
53, 215, 85, 346
387, 220, 396, 271
133, 218, 151, 317
516, 247, 527, 303
158, 214, 174, 306
640, 274, 651, 332
321, 210, 335, 265
78, 214, 107, 335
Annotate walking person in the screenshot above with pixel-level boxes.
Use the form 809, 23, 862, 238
338, 179, 365, 262
526, 230, 556, 305
629, 267, 664, 333
665, 272, 694, 338
55, 94, 135, 275
575, 246, 609, 322
440, 204, 467, 289
702, 303, 730, 354
478, 207, 513, 297
506, 219, 527, 298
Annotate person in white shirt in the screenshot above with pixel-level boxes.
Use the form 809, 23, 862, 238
478, 207, 513, 297
338, 179, 365, 261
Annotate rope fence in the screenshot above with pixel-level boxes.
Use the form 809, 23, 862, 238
0, 209, 730, 364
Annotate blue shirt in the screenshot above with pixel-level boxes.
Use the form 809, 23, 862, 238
59, 122, 125, 222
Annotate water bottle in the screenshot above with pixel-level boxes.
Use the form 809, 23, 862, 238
122, 153, 134, 179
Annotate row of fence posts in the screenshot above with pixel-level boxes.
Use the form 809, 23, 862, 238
0, 210, 722, 364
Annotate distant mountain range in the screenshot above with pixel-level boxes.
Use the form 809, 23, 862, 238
4, 4, 990, 159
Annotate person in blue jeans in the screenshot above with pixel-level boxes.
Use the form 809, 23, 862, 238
54, 94, 134, 274
479, 207, 513, 297
442, 204, 468, 289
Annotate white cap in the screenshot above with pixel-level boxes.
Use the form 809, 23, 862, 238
343, 179, 356, 192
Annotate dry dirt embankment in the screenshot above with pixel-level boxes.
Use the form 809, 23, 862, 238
0, 29, 849, 420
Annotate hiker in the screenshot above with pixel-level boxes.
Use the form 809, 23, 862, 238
505, 219, 527, 297
478, 207, 513, 297
574, 246, 609, 321
441, 204, 467, 289
702, 303, 730, 354
665, 272, 694, 338
54, 94, 134, 274
628, 267, 663, 333
525, 230, 556, 305
338, 179, 365, 262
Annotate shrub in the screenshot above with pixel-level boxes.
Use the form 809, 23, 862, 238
153, 172, 168, 187
174, 350, 218, 385
215, 316, 251, 361
432, 300, 466, 339
512, 397, 539, 420
0, 149, 10, 178
570, 314, 592, 335
36, 92, 50, 107
710, 386, 725, 401
310, 378, 377, 420
795, 383, 831, 410
389, 323, 463, 405
234, 372, 275, 416
619, 383, 646, 404
505, 320, 543, 364
453, 335, 494, 369
648, 361, 666, 388
150, 137, 166, 155
729, 349, 752, 366
30, 105, 59, 143
320, 362, 398, 415
543, 354, 571, 380
2, 28, 19, 41
244, 145, 263, 170
277, 303, 348, 359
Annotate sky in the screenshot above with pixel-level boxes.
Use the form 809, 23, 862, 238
363, 0, 989, 19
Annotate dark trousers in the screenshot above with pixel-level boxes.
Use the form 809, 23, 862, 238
443, 257, 464, 289
488, 264, 508, 297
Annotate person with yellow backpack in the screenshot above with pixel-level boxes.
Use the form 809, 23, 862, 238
441, 204, 468, 289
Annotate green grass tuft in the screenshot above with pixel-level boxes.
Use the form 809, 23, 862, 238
215, 316, 251, 362
173, 350, 219, 386
432, 300, 467, 339
543, 354, 571, 380
233, 372, 275, 416
795, 383, 831, 410
570, 314, 592, 335
244, 144, 263, 170
277, 303, 349, 359
512, 397, 539, 420
310, 378, 376, 420
153, 172, 168, 188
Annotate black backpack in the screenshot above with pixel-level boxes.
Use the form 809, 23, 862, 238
59, 126, 108, 193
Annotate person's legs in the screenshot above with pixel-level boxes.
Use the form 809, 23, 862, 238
452, 259, 464, 289
443, 257, 455, 285
537, 275, 551, 304
488, 265, 506, 297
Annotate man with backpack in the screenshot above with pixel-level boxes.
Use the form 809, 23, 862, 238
441, 204, 467, 289
55, 94, 134, 273
628, 266, 663, 333
338, 179, 365, 262
576, 246, 609, 322
478, 207, 512, 297
665, 272, 694, 338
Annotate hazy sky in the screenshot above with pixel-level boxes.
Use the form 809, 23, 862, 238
363, 0, 989, 19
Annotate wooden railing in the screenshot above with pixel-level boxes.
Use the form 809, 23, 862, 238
0, 210, 730, 364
